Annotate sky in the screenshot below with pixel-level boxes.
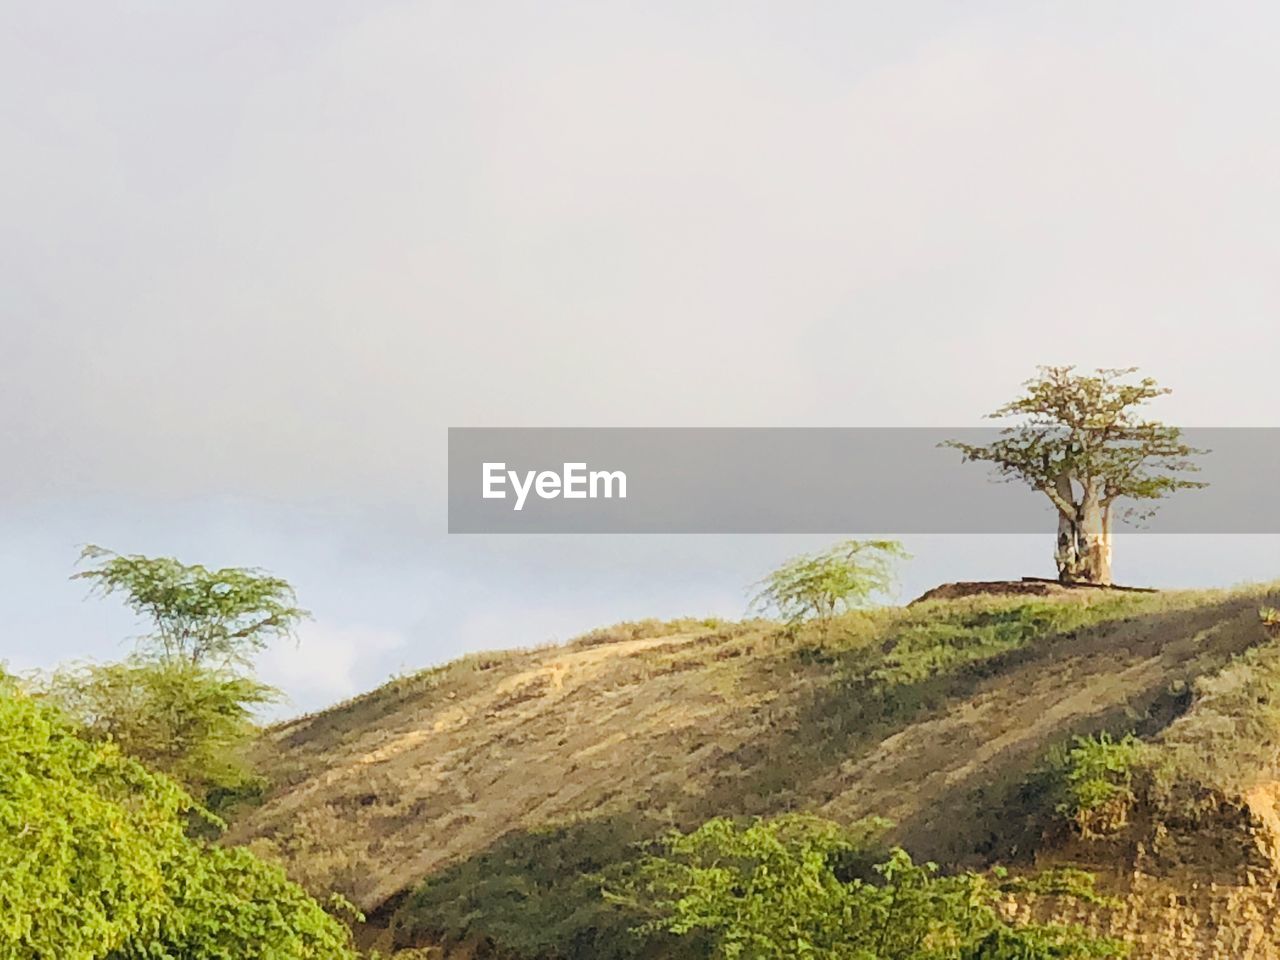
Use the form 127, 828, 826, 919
3, 1, 1278, 716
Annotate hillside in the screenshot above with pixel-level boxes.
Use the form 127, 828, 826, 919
227, 584, 1280, 957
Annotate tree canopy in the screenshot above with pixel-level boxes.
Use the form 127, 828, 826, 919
751, 539, 907, 629
73, 545, 308, 669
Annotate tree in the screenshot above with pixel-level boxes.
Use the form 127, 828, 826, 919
63, 546, 305, 802
946, 367, 1204, 585
613, 815, 1123, 960
0, 677, 358, 959
751, 540, 907, 631
39, 657, 276, 801
73, 545, 307, 668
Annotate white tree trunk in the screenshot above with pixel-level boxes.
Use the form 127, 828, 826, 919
1077, 490, 1112, 585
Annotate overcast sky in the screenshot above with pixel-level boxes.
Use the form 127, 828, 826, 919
3, 1, 1278, 715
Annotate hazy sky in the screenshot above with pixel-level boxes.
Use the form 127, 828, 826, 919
3, 2, 1278, 714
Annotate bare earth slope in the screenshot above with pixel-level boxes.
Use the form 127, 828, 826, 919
229, 583, 1280, 942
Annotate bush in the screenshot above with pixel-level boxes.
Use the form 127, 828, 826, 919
614, 815, 1124, 960
38, 657, 276, 802
751, 540, 908, 631
1057, 733, 1145, 838
0, 679, 357, 959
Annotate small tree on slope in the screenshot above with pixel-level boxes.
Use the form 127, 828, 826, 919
751, 539, 907, 632
946, 366, 1204, 585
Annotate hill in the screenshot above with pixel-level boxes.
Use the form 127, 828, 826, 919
227, 583, 1280, 958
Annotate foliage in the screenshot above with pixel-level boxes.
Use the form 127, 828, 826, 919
0, 678, 357, 960
946, 366, 1203, 511
1056, 733, 1145, 838
65, 546, 304, 802
38, 656, 276, 800
751, 540, 908, 629
74, 545, 308, 669
613, 815, 1125, 960
945, 367, 1204, 583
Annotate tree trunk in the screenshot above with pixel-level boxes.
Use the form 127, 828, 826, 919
1054, 475, 1081, 581
1055, 483, 1113, 585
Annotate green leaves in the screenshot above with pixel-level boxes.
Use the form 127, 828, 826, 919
751, 540, 908, 629
73, 545, 308, 669
945, 366, 1205, 513
38, 657, 277, 801
944, 365, 1205, 583
0, 680, 358, 959
1056, 733, 1145, 838
57, 546, 303, 804
4, 551, 353, 955
617, 815, 1125, 960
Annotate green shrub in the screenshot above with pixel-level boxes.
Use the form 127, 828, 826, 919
38, 657, 276, 802
751, 539, 908, 631
1057, 733, 1145, 838
0, 679, 357, 959
614, 815, 1125, 960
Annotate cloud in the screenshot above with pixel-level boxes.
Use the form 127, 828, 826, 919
3, 3, 1279, 509
256, 620, 406, 713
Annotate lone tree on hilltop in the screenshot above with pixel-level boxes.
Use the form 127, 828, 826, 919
946, 366, 1204, 586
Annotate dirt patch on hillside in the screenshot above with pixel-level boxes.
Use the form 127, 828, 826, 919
912, 579, 1157, 604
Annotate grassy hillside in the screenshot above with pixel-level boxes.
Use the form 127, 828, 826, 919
226, 583, 1280, 957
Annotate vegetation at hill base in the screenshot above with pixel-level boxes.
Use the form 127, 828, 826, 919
37, 656, 277, 807
0, 677, 358, 959
614, 815, 1125, 960
392, 812, 1127, 960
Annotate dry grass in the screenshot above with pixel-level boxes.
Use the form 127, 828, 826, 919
225, 583, 1280, 925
